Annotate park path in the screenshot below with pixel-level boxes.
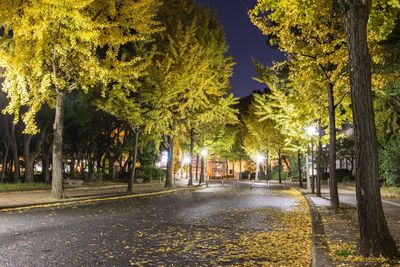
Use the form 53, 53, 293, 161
0, 184, 311, 266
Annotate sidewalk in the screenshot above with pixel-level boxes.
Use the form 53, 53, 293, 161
303, 186, 400, 266
0, 178, 193, 211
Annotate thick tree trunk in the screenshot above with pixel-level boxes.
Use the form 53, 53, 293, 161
298, 152, 303, 188
23, 135, 34, 183
165, 136, 174, 187
340, 0, 399, 257
311, 142, 315, 194
43, 152, 50, 184
278, 148, 282, 184
5, 119, 20, 183
127, 129, 139, 192
327, 83, 340, 208
316, 130, 322, 197
188, 129, 194, 186
51, 91, 66, 199
199, 156, 205, 184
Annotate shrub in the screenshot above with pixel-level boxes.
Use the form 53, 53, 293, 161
335, 169, 352, 183
380, 138, 400, 187
136, 166, 166, 183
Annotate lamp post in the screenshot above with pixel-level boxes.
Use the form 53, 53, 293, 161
306, 125, 318, 194
253, 154, 264, 187
183, 156, 191, 180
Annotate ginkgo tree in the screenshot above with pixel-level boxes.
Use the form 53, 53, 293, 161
143, 0, 237, 187
0, 0, 162, 199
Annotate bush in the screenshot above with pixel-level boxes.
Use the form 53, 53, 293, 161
380, 138, 400, 187
136, 166, 166, 183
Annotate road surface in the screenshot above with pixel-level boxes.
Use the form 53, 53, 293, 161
0, 184, 300, 266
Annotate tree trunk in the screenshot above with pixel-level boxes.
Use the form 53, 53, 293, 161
188, 129, 194, 186
1, 140, 9, 183
195, 153, 199, 180
128, 129, 139, 192
340, 0, 399, 257
199, 156, 205, 184
278, 148, 282, 184
43, 151, 50, 184
239, 158, 242, 180
298, 151, 303, 188
225, 157, 229, 179
316, 129, 322, 197
23, 135, 34, 183
327, 83, 340, 208
51, 91, 66, 199
5, 118, 20, 183
165, 136, 174, 187
70, 154, 76, 179
106, 152, 114, 181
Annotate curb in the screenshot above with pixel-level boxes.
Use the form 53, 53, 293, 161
0, 185, 204, 212
303, 194, 334, 267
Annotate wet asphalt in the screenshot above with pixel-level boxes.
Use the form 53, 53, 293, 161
0, 183, 298, 267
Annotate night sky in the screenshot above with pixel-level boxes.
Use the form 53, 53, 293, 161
197, 0, 285, 97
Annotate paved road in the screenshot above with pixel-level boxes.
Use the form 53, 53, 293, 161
0, 184, 299, 266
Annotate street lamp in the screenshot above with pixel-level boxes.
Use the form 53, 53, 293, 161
306, 125, 318, 194
200, 149, 208, 158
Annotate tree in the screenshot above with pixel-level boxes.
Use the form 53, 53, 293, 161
338, 0, 399, 258
144, 0, 236, 187
0, 0, 161, 199
250, 0, 351, 208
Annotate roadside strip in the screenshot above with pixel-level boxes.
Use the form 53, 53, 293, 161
0, 186, 202, 213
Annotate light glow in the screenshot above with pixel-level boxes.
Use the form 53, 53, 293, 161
305, 125, 318, 136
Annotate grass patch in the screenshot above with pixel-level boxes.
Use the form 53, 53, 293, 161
0, 182, 50, 192
381, 186, 400, 198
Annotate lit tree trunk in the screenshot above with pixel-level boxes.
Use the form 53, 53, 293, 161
298, 151, 303, 188
340, 0, 399, 257
327, 83, 339, 208
128, 129, 139, 192
278, 148, 282, 184
188, 128, 194, 186
51, 91, 66, 199
165, 136, 174, 187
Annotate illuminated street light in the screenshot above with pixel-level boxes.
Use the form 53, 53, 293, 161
306, 125, 318, 137
183, 156, 191, 165
305, 124, 318, 194
200, 148, 208, 157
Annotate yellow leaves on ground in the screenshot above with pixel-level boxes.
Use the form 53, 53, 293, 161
320, 206, 400, 266
128, 188, 312, 266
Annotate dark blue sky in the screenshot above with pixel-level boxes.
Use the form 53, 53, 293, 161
197, 0, 285, 97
